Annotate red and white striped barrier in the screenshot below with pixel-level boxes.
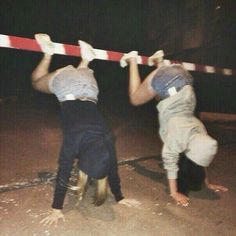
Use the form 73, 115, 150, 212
0, 34, 235, 76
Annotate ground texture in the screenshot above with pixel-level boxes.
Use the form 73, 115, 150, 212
0, 103, 236, 236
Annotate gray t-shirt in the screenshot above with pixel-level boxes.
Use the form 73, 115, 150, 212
49, 65, 99, 102
157, 85, 217, 179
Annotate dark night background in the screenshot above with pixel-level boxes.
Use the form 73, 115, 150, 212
0, 0, 235, 118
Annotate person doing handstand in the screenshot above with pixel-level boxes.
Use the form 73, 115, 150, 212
31, 34, 140, 226
120, 50, 228, 207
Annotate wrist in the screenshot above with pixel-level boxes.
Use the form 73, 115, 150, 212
204, 178, 209, 185
170, 191, 177, 197
52, 208, 62, 213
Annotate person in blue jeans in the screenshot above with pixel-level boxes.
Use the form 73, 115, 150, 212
120, 50, 228, 207
31, 34, 140, 226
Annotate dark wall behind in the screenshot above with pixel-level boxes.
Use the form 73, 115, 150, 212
0, 0, 235, 114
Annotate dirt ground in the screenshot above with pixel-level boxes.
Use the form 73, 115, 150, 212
0, 103, 236, 236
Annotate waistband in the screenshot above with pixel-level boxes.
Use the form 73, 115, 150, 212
63, 94, 97, 103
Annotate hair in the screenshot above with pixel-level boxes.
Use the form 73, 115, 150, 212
94, 177, 108, 206
177, 153, 205, 195
77, 170, 108, 206
77, 170, 89, 201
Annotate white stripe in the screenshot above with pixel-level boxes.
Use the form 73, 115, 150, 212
223, 68, 232, 76
182, 62, 196, 71
164, 59, 171, 65
94, 48, 108, 60
0, 35, 11, 48
137, 55, 143, 65
205, 66, 216, 73
53, 43, 66, 55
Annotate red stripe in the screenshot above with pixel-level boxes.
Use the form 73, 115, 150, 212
141, 56, 149, 65
215, 67, 222, 75
195, 64, 205, 73
64, 44, 80, 57
9, 36, 41, 52
107, 51, 124, 61
170, 60, 180, 64
2, 35, 235, 75
107, 52, 149, 65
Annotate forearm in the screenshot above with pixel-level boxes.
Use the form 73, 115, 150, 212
108, 175, 124, 202
162, 144, 180, 194
168, 178, 178, 195
31, 54, 52, 82
107, 139, 124, 201
52, 157, 75, 209
162, 144, 179, 180
166, 154, 190, 206
204, 168, 209, 185
108, 157, 124, 202
52, 178, 68, 210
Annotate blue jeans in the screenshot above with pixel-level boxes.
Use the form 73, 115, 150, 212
52, 100, 123, 209
151, 64, 193, 99
52, 130, 123, 209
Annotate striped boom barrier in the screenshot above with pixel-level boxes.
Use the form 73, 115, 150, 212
0, 34, 235, 76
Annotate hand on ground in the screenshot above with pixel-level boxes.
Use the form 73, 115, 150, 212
40, 209, 65, 227
171, 192, 189, 207
118, 198, 141, 208
207, 183, 228, 192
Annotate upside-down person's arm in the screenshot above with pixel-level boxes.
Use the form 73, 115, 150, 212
162, 143, 190, 206
106, 136, 124, 202
168, 178, 189, 207
108, 158, 141, 208
106, 134, 141, 208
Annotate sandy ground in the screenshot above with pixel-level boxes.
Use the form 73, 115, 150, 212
0, 103, 236, 236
